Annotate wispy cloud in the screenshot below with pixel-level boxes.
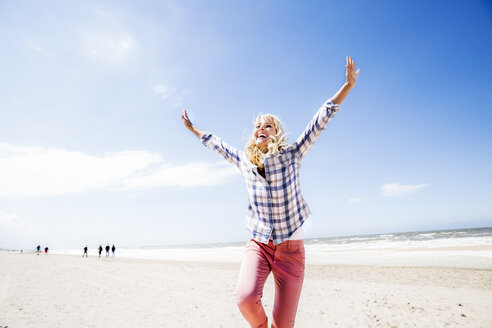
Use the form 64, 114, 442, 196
0, 211, 38, 235
27, 42, 45, 53
122, 162, 238, 189
154, 84, 174, 100
0, 211, 46, 248
0, 143, 238, 197
154, 84, 188, 107
380, 183, 430, 197
348, 197, 362, 204
80, 30, 135, 62
78, 7, 136, 63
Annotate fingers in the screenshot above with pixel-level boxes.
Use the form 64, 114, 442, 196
345, 56, 359, 74
346, 56, 354, 71
181, 109, 193, 128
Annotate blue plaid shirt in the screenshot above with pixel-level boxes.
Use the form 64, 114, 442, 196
201, 100, 340, 244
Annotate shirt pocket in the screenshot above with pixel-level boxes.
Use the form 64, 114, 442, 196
271, 161, 298, 190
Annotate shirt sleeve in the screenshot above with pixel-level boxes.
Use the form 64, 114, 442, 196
294, 99, 340, 159
201, 133, 243, 169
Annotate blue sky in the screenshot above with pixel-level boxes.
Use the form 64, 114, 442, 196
0, 0, 491, 249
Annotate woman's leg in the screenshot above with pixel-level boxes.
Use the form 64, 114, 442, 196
237, 240, 273, 328
271, 241, 305, 328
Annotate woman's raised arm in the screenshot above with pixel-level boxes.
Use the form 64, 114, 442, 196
294, 56, 360, 158
181, 109, 205, 139
331, 56, 360, 106
181, 109, 243, 168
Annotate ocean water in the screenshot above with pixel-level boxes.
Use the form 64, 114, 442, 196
304, 226, 492, 250
54, 227, 492, 268
304, 227, 492, 268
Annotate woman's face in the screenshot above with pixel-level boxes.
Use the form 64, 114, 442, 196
254, 119, 277, 151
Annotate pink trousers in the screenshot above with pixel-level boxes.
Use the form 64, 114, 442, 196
237, 239, 305, 328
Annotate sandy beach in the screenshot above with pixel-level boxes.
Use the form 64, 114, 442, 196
1, 250, 491, 328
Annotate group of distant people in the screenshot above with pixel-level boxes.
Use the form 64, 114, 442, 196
33, 244, 116, 258
36, 244, 48, 255
83, 244, 116, 258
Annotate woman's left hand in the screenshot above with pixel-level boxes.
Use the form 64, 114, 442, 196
346, 56, 360, 87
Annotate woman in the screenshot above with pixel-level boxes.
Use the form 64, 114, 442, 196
181, 57, 359, 328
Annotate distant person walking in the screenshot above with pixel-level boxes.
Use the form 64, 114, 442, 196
44, 246, 48, 254
98, 245, 103, 258
105, 244, 110, 257
36, 244, 41, 256
83, 246, 88, 258
111, 245, 116, 257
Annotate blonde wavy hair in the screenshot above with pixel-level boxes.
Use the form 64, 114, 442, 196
245, 114, 287, 169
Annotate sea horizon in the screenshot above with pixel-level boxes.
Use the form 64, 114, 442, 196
0, 226, 476, 269
2, 225, 492, 252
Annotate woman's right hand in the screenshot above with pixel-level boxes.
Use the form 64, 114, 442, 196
181, 109, 204, 138
181, 109, 194, 130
